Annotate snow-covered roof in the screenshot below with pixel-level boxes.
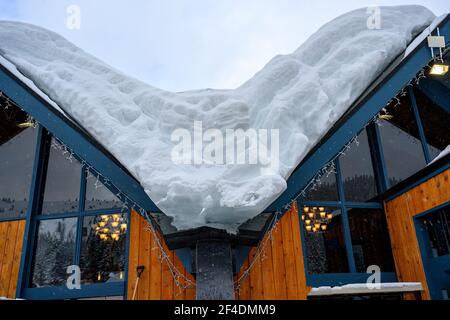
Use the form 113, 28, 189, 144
0, 6, 440, 232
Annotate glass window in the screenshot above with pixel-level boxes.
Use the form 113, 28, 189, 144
0, 102, 37, 219
413, 88, 450, 161
348, 208, 395, 272
339, 129, 378, 202
79, 213, 127, 284
85, 175, 122, 211
42, 138, 81, 214
420, 206, 450, 258
30, 218, 77, 288
304, 208, 349, 274
378, 95, 426, 187
303, 168, 339, 202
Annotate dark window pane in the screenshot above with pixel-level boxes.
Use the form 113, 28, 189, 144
413, 88, 450, 161
30, 218, 77, 287
340, 129, 378, 202
378, 95, 426, 188
85, 174, 122, 211
80, 213, 127, 284
304, 168, 339, 202
0, 100, 37, 219
420, 206, 450, 258
42, 138, 81, 214
348, 208, 395, 272
303, 208, 349, 274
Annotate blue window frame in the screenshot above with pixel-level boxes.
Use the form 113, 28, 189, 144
299, 126, 397, 287
414, 202, 450, 300
0, 99, 39, 221
298, 77, 450, 287
13, 127, 131, 300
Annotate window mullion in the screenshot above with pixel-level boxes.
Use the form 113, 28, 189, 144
408, 86, 432, 163
367, 124, 389, 193
17, 126, 51, 296
335, 158, 357, 273
73, 168, 87, 267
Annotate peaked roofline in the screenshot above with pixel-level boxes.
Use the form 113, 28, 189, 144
265, 13, 450, 212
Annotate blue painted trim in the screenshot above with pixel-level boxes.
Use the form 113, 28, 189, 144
36, 208, 126, 221
384, 161, 450, 202
414, 200, 450, 220
36, 212, 80, 220
233, 246, 251, 273
265, 17, 450, 212
301, 201, 342, 208
79, 167, 87, 212
413, 201, 450, 300
123, 209, 132, 300
335, 159, 357, 273
175, 248, 193, 274
73, 168, 87, 267
22, 282, 125, 300
298, 209, 310, 275
0, 216, 27, 222
367, 123, 389, 192
418, 78, 450, 114
0, 66, 161, 214
408, 86, 432, 163
306, 272, 397, 288
16, 126, 48, 297
342, 202, 383, 209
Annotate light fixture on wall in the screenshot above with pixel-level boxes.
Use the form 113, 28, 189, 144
427, 31, 448, 76
17, 115, 38, 129
301, 206, 333, 233
429, 63, 449, 76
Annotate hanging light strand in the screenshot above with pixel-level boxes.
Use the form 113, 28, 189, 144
1, 51, 439, 292
48, 136, 196, 290
235, 63, 435, 290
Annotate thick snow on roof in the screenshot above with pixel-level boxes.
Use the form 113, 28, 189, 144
0, 6, 436, 232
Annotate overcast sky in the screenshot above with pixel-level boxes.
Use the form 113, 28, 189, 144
0, 0, 448, 91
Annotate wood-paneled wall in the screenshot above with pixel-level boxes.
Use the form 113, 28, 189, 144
0, 219, 26, 299
127, 210, 196, 300
235, 202, 309, 300
385, 169, 450, 300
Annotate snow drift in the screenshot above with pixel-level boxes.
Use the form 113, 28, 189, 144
0, 6, 436, 231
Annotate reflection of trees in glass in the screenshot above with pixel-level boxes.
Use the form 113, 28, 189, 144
42, 138, 81, 215
0, 106, 37, 218
348, 208, 395, 273
85, 177, 122, 211
85, 199, 122, 211
342, 175, 377, 202
378, 95, 427, 187
413, 88, 450, 160
304, 173, 339, 202
80, 215, 126, 284
31, 219, 76, 288
305, 233, 327, 273
305, 210, 349, 274
421, 206, 450, 257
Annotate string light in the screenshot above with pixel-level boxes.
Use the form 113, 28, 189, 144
2, 46, 442, 293
235, 58, 437, 291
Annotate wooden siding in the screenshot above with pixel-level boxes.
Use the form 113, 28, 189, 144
0, 219, 26, 299
235, 202, 309, 300
127, 210, 196, 300
385, 169, 450, 300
